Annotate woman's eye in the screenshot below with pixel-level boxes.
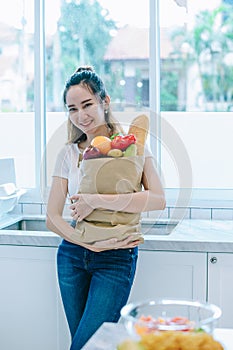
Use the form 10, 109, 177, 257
83, 103, 92, 109
69, 107, 77, 113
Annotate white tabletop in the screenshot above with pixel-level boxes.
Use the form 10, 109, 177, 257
82, 322, 233, 350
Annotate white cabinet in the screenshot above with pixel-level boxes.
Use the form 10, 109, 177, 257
0, 246, 70, 350
129, 250, 233, 329
129, 250, 207, 303
1, 244, 233, 348
208, 253, 233, 328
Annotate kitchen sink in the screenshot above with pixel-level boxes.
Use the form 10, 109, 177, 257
141, 220, 178, 235
2, 218, 50, 231
2, 218, 177, 235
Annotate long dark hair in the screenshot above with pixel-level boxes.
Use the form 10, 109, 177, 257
63, 66, 123, 144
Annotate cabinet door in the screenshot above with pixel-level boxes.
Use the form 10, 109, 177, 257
0, 246, 70, 350
129, 250, 207, 303
208, 253, 233, 328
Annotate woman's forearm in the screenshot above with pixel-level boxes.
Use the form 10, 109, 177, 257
46, 214, 77, 242
90, 190, 166, 213
46, 213, 101, 250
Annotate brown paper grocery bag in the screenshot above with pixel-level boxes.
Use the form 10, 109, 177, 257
78, 155, 144, 194
72, 156, 145, 245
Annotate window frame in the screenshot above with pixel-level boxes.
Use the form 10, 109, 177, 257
34, 0, 46, 190
26, 0, 233, 209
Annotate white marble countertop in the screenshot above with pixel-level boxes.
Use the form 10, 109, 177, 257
0, 214, 233, 253
141, 219, 233, 252
0, 214, 62, 247
82, 322, 233, 350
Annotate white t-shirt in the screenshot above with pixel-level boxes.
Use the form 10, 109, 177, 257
53, 143, 153, 197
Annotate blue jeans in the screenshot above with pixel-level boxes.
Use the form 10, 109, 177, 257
57, 239, 138, 350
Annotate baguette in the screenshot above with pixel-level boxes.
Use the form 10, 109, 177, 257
128, 114, 149, 155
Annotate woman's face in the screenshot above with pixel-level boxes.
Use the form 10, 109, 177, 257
66, 84, 109, 137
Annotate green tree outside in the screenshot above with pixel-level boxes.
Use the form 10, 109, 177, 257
47, 0, 117, 110
170, 4, 233, 111
58, 1, 116, 79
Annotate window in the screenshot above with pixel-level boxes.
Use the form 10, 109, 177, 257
158, 0, 233, 203
0, 0, 35, 188
44, 0, 150, 188
0, 0, 232, 207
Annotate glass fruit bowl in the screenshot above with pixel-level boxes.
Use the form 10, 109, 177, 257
120, 299, 222, 338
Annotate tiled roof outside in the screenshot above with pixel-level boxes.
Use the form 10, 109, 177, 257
104, 25, 173, 61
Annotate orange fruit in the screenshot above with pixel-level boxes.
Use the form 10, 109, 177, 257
91, 136, 112, 155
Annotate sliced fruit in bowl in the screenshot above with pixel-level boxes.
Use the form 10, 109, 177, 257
120, 299, 222, 338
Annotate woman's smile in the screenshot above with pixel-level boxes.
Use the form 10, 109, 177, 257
79, 118, 93, 128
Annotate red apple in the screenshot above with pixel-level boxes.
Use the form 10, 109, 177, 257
111, 134, 136, 151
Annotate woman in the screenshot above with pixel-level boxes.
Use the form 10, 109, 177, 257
46, 66, 166, 349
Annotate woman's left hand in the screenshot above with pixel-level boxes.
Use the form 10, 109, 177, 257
91, 236, 140, 250
69, 194, 94, 221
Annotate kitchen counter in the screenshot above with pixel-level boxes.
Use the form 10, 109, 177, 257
0, 214, 62, 247
141, 219, 233, 253
82, 322, 233, 350
0, 214, 233, 252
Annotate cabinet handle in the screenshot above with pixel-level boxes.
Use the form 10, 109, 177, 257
210, 257, 217, 264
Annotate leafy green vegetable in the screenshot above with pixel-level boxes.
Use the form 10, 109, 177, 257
110, 132, 123, 140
